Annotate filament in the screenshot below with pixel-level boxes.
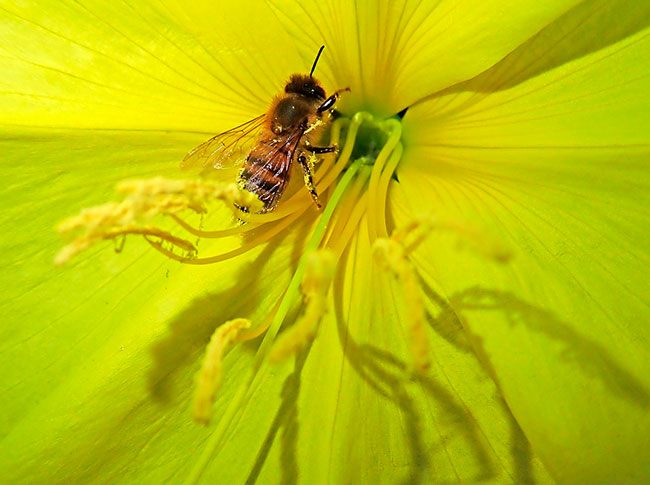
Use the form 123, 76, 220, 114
237, 298, 283, 342
375, 142, 403, 238
256, 159, 364, 353
366, 118, 402, 243
146, 210, 302, 264
331, 194, 368, 257
169, 213, 258, 239
322, 168, 369, 248
185, 159, 367, 485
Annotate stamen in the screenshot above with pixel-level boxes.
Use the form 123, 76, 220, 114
375, 141, 403, 238
237, 299, 283, 342
147, 210, 302, 264
371, 212, 512, 373
366, 118, 402, 242
373, 237, 430, 373
116, 177, 262, 213
168, 213, 255, 239
257, 160, 365, 354
56, 177, 260, 264
331, 195, 368, 257
56, 224, 196, 266
269, 250, 336, 362
393, 214, 511, 263
185, 160, 368, 484
322, 167, 369, 249
193, 318, 251, 425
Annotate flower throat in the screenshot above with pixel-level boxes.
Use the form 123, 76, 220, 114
55, 110, 508, 484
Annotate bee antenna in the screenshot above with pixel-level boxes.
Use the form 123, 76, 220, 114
310, 45, 325, 77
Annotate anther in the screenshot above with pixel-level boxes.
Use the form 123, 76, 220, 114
193, 318, 251, 425
392, 214, 511, 262
55, 177, 261, 264
270, 249, 336, 363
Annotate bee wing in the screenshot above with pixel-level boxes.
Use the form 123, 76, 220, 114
180, 114, 266, 171
241, 127, 306, 212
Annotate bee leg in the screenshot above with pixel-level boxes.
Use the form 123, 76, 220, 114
306, 145, 337, 154
304, 139, 337, 155
317, 87, 351, 113
297, 153, 321, 209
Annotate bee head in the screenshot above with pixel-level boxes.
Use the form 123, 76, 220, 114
285, 74, 326, 101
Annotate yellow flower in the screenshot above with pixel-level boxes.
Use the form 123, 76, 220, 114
2, 1, 650, 484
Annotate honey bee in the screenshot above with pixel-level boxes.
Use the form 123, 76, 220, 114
181, 46, 349, 213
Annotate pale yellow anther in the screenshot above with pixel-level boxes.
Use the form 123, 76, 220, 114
193, 318, 251, 425
372, 213, 512, 373
55, 177, 261, 264
373, 238, 431, 373
393, 214, 511, 263
269, 250, 336, 363
115, 177, 261, 211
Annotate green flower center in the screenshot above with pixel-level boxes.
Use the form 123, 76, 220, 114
345, 113, 399, 164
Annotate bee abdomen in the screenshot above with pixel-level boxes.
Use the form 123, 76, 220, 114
239, 155, 288, 210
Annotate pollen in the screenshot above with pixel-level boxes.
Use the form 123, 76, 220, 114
55, 177, 261, 265
269, 249, 336, 363
304, 118, 324, 135
193, 318, 251, 425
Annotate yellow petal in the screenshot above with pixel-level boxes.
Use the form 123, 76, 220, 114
0, 129, 318, 482
268, 0, 581, 115
0, 1, 303, 131
394, 18, 650, 483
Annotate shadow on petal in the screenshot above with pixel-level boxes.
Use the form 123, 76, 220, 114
421, 280, 538, 484
147, 230, 290, 403
434, 0, 650, 97
332, 274, 503, 484
245, 350, 308, 485
419, 276, 473, 355
361, 344, 500, 484
450, 286, 650, 408
506, 400, 536, 485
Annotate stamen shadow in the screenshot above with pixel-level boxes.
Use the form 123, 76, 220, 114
419, 274, 473, 355
331, 260, 496, 484
361, 345, 497, 484
420, 278, 649, 479
420, 278, 539, 481
448, 286, 650, 408
329, 259, 649, 481
506, 397, 535, 485
245, 350, 308, 485
147, 226, 291, 404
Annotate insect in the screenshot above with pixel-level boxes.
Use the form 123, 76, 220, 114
181, 46, 349, 213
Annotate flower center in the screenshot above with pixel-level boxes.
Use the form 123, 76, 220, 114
324, 112, 404, 244
346, 114, 393, 163
54, 108, 510, 484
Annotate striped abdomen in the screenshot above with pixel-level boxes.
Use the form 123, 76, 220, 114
238, 137, 296, 213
